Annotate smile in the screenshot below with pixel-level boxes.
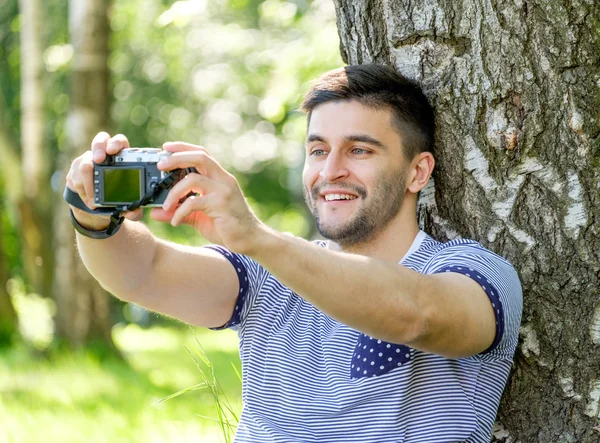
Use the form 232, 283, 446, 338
323, 194, 358, 201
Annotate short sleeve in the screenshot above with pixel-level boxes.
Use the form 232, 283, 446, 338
203, 245, 267, 331
423, 241, 523, 358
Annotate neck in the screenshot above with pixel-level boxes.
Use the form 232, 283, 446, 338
329, 199, 421, 262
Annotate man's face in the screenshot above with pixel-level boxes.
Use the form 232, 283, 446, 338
302, 100, 410, 248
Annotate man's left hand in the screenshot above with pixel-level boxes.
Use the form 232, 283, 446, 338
150, 142, 266, 255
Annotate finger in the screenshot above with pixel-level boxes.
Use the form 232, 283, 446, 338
91, 132, 111, 163
171, 195, 210, 227
70, 177, 87, 203
65, 158, 78, 189
162, 141, 208, 154
162, 173, 221, 212
123, 208, 144, 222
158, 150, 232, 182
149, 207, 175, 223
78, 151, 95, 206
68, 157, 87, 199
70, 178, 97, 210
106, 134, 130, 155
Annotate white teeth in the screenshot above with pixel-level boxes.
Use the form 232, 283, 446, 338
324, 194, 357, 201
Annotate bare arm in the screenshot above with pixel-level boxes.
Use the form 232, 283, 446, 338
74, 214, 238, 328
247, 230, 497, 359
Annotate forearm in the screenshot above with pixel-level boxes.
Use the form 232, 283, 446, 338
74, 210, 158, 301
249, 228, 428, 343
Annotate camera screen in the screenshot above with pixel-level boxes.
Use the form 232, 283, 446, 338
103, 168, 143, 204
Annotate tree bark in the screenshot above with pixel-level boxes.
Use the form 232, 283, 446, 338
53, 0, 115, 349
334, 0, 600, 441
16, 0, 55, 299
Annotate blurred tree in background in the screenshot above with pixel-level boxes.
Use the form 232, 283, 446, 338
0, 0, 342, 350
53, 0, 115, 350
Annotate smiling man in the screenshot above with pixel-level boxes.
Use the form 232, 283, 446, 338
66, 64, 522, 442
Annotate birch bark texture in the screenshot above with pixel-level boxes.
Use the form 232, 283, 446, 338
333, 0, 600, 441
53, 0, 114, 348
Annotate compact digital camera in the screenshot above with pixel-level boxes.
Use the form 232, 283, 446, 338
93, 148, 187, 208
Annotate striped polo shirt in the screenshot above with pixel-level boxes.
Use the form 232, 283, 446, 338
207, 230, 522, 443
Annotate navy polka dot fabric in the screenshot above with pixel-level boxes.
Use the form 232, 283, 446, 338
351, 336, 414, 378
205, 245, 249, 330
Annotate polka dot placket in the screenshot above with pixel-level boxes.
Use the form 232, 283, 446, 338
351, 336, 414, 379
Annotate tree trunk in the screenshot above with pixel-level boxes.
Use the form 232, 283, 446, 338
334, 0, 600, 441
16, 0, 55, 299
53, 0, 115, 349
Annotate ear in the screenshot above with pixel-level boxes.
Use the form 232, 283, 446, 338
407, 152, 435, 194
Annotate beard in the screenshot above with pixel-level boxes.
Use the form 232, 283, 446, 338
303, 167, 407, 248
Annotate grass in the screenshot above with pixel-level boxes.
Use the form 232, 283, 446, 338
0, 324, 242, 443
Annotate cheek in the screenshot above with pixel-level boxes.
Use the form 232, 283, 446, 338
302, 163, 320, 189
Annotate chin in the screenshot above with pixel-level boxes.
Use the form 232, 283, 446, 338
317, 224, 368, 247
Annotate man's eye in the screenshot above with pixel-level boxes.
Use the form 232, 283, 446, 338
310, 149, 327, 156
352, 148, 370, 155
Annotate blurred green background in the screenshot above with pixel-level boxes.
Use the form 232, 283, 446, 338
0, 0, 342, 441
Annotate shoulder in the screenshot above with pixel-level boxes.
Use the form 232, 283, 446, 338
423, 236, 515, 275
420, 235, 522, 322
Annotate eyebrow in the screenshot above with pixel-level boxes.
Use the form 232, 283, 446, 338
306, 134, 388, 150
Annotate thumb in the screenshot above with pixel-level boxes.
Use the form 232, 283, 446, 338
149, 207, 175, 223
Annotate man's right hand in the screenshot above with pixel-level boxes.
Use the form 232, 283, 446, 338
66, 132, 144, 231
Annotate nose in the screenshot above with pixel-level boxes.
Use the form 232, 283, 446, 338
319, 151, 349, 182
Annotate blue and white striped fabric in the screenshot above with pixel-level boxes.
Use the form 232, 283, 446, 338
206, 230, 522, 443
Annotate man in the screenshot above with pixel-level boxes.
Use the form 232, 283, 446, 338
66, 64, 522, 442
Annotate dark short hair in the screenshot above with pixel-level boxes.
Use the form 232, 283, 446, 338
300, 64, 434, 159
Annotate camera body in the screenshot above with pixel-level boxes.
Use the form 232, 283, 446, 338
93, 148, 184, 208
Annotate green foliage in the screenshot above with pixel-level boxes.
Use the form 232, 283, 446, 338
43, 0, 70, 156
152, 331, 241, 442
0, 0, 20, 131
0, 178, 20, 276
8, 277, 55, 349
0, 325, 242, 442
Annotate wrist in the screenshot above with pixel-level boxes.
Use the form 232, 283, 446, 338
244, 225, 291, 262
70, 207, 111, 231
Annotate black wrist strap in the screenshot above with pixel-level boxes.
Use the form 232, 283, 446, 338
64, 187, 119, 215
70, 208, 125, 239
